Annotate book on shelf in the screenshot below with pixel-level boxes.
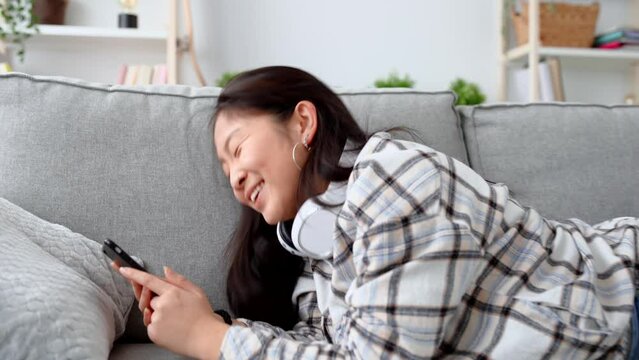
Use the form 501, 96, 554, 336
116, 64, 127, 85
124, 65, 138, 85
152, 64, 167, 85
594, 27, 639, 48
510, 57, 564, 102
137, 65, 153, 85
118, 64, 168, 85
546, 57, 565, 101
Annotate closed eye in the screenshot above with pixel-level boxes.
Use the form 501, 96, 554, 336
233, 135, 248, 158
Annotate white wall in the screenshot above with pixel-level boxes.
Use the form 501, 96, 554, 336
8, 0, 636, 104
207, 0, 498, 94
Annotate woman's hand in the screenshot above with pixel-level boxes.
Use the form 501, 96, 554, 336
110, 261, 154, 326
116, 265, 230, 360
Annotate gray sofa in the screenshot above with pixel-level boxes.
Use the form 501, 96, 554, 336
0, 73, 637, 359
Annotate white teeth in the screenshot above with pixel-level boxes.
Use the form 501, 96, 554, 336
250, 182, 264, 203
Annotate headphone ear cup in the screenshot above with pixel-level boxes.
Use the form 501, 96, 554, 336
276, 221, 304, 257
290, 203, 337, 259
277, 182, 348, 259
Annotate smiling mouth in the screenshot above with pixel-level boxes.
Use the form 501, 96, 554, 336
250, 181, 264, 204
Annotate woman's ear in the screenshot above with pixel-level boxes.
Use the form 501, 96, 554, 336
292, 100, 318, 145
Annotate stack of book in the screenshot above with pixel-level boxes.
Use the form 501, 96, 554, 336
594, 27, 639, 49
511, 57, 565, 102
117, 64, 168, 85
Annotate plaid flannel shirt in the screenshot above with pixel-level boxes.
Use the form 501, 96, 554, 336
220, 132, 639, 359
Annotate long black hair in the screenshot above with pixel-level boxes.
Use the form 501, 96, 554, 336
212, 66, 368, 329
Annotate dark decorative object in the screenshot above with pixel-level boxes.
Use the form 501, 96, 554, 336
118, 0, 137, 29
33, 0, 68, 25
118, 13, 137, 28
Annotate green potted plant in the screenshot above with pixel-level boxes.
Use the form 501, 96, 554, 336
449, 78, 486, 105
0, 0, 39, 62
374, 71, 415, 88
215, 71, 240, 88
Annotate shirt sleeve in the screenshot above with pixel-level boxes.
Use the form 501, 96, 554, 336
219, 262, 334, 359
220, 149, 487, 359
234, 261, 326, 342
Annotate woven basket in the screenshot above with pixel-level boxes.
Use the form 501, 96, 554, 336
512, 2, 600, 48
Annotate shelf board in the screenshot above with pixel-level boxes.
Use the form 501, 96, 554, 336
506, 45, 639, 62
34, 24, 166, 41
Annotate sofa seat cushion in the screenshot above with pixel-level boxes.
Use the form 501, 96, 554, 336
0, 198, 134, 359
460, 104, 639, 223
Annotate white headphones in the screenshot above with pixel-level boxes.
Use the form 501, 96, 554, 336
276, 182, 347, 260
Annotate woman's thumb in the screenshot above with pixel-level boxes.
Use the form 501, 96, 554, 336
164, 266, 181, 281
163, 266, 201, 294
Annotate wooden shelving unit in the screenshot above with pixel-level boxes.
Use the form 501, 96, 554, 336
497, 0, 639, 102
35, 25, 166, 40
2, 0, 180, 84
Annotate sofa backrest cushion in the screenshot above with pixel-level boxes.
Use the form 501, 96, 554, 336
0, 75, 228, 342
460, 104, 639, 224
338, 89, 468, 164
0, 73, 464, 341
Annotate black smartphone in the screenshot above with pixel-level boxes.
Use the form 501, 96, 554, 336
102, 238, 147, 272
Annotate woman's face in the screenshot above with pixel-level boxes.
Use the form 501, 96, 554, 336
214, 108, 313, 224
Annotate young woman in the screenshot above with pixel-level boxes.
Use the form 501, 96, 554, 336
117, 66, 639, 359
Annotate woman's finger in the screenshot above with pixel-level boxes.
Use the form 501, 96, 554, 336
130, 280, 142, 301
163, 266, 203, 295
118, 267, 172, 295
112, 261, 143, 300
110, 261, 120, 271
150, 294, 160, 310
143, 307, 152, 326
139, 287, 152, 312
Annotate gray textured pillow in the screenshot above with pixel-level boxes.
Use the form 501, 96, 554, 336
0, 198, 135, 359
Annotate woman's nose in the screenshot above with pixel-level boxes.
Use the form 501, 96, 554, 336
230, 169, 246, 190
